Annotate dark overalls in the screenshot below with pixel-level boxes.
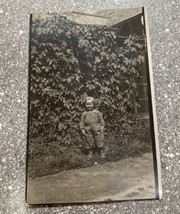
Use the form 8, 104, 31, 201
80, 109, 105, 150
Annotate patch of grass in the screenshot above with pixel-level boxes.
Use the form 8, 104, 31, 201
28, 119, 153, 178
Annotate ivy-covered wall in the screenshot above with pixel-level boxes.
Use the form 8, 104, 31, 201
28, 13, 152, 177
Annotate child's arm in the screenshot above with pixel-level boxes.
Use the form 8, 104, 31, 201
96, 110, 105, 136
97, 110, 105, 127
80, 112, 86, 135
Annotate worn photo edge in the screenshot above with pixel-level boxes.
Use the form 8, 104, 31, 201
144, 6, 163, 200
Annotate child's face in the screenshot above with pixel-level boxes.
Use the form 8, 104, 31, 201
86, 101, 94, 111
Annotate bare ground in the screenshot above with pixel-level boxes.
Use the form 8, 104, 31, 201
27, 152, 156, 204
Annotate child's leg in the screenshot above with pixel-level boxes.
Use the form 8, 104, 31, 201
93, 125, 105, 158
84, 127, 95, 159
85, 133, 94, 149
87, 149, 93, 160
93, 126, 104, 150
100, 147, 105, 158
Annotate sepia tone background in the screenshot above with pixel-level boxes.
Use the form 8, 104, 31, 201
0, 0, 179, 213
26, 9, 157, 204
27, 9, 153, 178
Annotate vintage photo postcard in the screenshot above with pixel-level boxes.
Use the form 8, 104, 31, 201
26, 7, 162, 205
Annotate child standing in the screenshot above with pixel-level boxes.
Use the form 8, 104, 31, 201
80, 97, 105, 160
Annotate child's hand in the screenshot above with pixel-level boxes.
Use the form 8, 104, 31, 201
100, 126, 104, 132
82, 129, 86, 135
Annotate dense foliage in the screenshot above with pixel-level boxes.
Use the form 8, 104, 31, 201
28, 14, 151, 177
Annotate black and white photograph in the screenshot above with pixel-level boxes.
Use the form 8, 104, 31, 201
26, 7, 162, 205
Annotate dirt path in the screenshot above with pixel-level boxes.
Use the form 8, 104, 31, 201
27, 153, 156, 204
